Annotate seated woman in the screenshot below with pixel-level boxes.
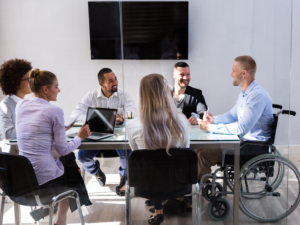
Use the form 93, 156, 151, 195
0, 58, 32, 153
15, 69, 92, 225
126, 73, 190, 225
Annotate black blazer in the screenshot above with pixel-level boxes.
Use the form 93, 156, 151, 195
170, 85, 208, 119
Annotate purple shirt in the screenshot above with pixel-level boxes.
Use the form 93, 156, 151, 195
16, 97, 81, 185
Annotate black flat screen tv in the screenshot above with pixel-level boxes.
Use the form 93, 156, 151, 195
88, 1, 188, 60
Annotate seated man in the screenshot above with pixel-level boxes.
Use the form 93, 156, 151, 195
71, 68, 136, 193
197, 55, 273, 180
170, 62, 208, 123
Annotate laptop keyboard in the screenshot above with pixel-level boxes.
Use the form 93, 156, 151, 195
89, 133, 108, 138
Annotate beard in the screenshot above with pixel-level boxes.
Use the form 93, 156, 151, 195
105, 85, 118, 93
178, 79, 189, 88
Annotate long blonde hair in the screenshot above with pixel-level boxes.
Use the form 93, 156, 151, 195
139, 73, 187, 153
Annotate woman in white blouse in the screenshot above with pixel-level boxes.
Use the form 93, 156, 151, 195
126, 73, 190, 225
15, 69, 92, 225
0, 58, 32, 153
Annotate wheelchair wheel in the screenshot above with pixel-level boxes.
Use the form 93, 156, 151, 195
239, 154, 300, 222
208, 198, 230, 221
225, 148, 285, 197
204, 182, 223, 201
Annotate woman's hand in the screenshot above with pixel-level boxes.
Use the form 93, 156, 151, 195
77, 124, 92, 141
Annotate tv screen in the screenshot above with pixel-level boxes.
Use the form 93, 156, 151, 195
88, 1, 189, 60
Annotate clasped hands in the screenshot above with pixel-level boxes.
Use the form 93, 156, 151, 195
197, 111, 214, 132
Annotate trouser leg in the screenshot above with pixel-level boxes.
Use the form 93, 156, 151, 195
152, 200, 163, 210
77, 149, 101, 175
196, 148, 224, 182
116, 149, 132, 177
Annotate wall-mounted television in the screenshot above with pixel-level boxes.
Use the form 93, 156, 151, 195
88, 1, 189, 60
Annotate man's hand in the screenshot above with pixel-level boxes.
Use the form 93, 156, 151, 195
204, 112, 214, 124
188, 116, 198, 125
197, 119, 210, 132
116, 113, 124, 123
65, 122, 75, 131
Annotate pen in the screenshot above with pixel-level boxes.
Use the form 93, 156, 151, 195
204, 107, 209, 121
131, 111, 132, 119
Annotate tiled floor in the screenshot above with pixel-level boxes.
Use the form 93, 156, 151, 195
2, 146, 300, 225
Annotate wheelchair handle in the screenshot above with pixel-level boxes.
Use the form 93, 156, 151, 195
276, 110, 296, 116
272, 104, 282, 109
282, 110, 296, 116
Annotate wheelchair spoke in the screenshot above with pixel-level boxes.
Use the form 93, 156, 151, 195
239, 155, 300, 222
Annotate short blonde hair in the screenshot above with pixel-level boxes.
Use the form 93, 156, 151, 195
139, 73, 187, 153
235, 55, 257, 75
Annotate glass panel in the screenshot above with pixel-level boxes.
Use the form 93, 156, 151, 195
0, 0, 295, 225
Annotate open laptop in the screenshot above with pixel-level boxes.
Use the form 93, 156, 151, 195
68, 107, 117, 140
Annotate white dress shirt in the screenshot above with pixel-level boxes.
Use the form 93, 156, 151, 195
70, 88, 137, 122
126, 113, 190, 150
0, 95, 22, 153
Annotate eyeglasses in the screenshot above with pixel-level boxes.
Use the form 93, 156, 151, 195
21, 78, 31, 82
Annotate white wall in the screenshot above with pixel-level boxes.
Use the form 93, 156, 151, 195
0, 0, 295, 144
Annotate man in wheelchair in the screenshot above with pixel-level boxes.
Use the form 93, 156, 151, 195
197, 55, 300, 222
197, 55, 273, 180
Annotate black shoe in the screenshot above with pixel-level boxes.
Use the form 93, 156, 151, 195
149, 199, 190, 215
145, 199, 153, 206
95, 160, 106, 187
116, 175, 126, 196
30, 205, 58, 221
148, 214, 164, 225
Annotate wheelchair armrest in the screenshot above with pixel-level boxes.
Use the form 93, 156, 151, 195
222, 149, 234, 167
240, 140, 273, 149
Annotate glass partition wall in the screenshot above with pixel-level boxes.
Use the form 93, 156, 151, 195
0, 0, 296, 225
121, 0, 294, 225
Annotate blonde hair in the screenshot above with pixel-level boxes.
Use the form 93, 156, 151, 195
29, 69, 56, 93
235, 55, 257, 75
139, 73, 187, 153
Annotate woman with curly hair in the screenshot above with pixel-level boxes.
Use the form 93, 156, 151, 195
0, 58, 32, 153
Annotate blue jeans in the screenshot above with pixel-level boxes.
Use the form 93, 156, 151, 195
77, 149, 131, 176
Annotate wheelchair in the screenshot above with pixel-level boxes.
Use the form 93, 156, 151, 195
200, 105, 300, 223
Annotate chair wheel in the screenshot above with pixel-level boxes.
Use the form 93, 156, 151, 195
208, 198, 230, 221
204, 182, 224, 201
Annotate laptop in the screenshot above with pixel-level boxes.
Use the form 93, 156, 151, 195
68, 107, 117, 140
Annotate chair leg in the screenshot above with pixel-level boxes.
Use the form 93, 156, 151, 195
125, 184, 131, 225
14, 203, 21, 225
48, 204, 54, 225
75, 194, 85, 225
0, 196, 5, 225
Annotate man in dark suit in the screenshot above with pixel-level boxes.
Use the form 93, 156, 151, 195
170, 62, 208, 123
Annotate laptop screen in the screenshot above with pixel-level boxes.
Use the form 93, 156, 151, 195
86, 108, 117, 134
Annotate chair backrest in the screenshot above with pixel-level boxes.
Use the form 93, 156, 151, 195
127, 148, 197, 193
0, 152, 40, 197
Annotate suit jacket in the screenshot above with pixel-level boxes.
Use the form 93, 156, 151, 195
0, 95, 17, 153
170, 85, 208, 119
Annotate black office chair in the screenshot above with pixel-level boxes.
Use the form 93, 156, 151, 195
0, 152, 85, 225
125, 148, 200, 225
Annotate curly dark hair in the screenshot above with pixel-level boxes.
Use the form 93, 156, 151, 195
0, 58, 32, 95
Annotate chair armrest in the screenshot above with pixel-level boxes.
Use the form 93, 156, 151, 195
222, 149, 234, 167
240, 140, 273, 149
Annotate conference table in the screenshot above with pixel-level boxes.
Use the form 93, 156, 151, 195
9, 123, 240, 225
